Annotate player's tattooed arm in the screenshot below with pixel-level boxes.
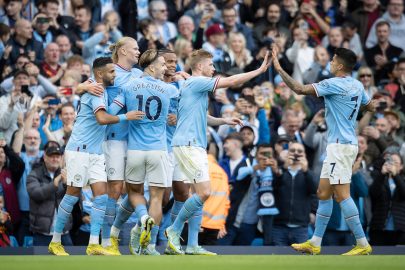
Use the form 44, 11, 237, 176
271, 45, 316, 96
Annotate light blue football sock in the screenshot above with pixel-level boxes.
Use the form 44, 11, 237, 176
170, 200, 185, 224
150, 225, 160, 246
111, 195, 134, 235
340, 197, 368, 246
102, 197, 116, 245
187, 206, 202, 247
89, 194, 108, 244
54, 194, 79, 234
171, 194, 203, 235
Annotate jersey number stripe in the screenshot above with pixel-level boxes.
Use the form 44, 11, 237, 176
136, 95, 162, 120
348, 96, 359, 120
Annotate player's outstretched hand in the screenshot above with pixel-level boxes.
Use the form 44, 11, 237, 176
224, 117, 243, 126
259, 51, 271, 73
271, 44, 281, 72
126, 111, 145, 120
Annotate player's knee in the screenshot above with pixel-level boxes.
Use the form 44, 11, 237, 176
317, 188, 331, 200
108, 181, 123, 199
197, 189, 211, 202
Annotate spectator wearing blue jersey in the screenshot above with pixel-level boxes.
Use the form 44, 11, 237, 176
272, 46, 377, 255
48, 57, 144, 256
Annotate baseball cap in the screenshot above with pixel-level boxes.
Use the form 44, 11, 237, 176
45, 146, 63, 156
205, 24, 225, 39
276, 134, 291, 144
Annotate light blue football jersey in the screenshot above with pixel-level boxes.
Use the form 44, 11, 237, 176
171, 76, 219, 148
105, 65, 143, 141
66, 92, 108, 154
312, 76, 370, 145
166, 81, 182, 152
111, 76, 178, 151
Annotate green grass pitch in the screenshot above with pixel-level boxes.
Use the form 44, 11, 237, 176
2, 255, 404, 270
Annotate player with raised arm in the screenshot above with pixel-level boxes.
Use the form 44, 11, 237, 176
109, 49, 178, 255
164, 49, 270, 255
271, 46, 376, 255
48, 57, 144, 256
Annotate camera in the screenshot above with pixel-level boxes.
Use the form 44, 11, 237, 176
37, 17, 50, 24
21, 85, 33, 97
263, 151, 272, 159
48, 98, 61, 105
377, 101, 388, 111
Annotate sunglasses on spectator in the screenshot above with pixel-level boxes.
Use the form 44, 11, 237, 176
359, 74, 372, 78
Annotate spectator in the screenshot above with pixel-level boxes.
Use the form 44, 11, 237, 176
255, 144, 280, 245
0, 0, 23, 28
0, 183, 13, 247
27, 143, 73, 246
357, 66, 379, 98
71, 5, 93, 54
366, 0, 405, 52
222, 7, 256, 53
240, 125, 259, 158
364, 21, 403, 85
169, 15, 206, 51
42, 103, 75, 147
272, 141, 317, 246
148, 0, 177, 45
202, 23, 231, 73
0, 23, 11, 60
298, 0, 330, 44
199, 154, 230, 245
351, 0, 383, 44
384, 110, 404, 146
11, 128, 43, 246
184, 1, 219, 28
40, 42, 62, 84
55, 34, 73, 64
32, 12, 60, 49
82, 22, 122, 65
369, 151, 405, 245
303, 109, 327, 178
7, 19, 44, 65
219, 133, 257, 245
286, 26, 314, 84
341, 20, 364, 62
393, 58, 405, 113
0, 137, 24, 229
303, 45, 332, 85
253, 3, 291, 45
41, 0, 76, 38
38, 94, 63, 147
321, 27, 344, 60
137, 19, 165, 55
226, 32, 253, 71
173, 38, 192, 71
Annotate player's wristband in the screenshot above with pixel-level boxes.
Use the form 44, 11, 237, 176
118, 114, 127, 122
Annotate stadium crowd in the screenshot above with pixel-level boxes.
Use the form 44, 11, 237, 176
0, 0, 405, 250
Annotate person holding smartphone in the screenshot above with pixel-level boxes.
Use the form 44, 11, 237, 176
272, 141, 317, 246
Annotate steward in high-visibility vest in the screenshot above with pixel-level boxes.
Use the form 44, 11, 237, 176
200, 154, 230, 244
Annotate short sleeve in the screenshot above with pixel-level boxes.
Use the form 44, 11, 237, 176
113, 90, 126, 108
191, 76, 220, 93
312, 78, 339, 97
360, 89, 371, 106
90, 94, 106, 113
168, 85, 180, 99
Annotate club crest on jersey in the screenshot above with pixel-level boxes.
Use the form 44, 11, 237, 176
195, 170, 203, 179
108, 168, 116, 176
74, 174, 82, 183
